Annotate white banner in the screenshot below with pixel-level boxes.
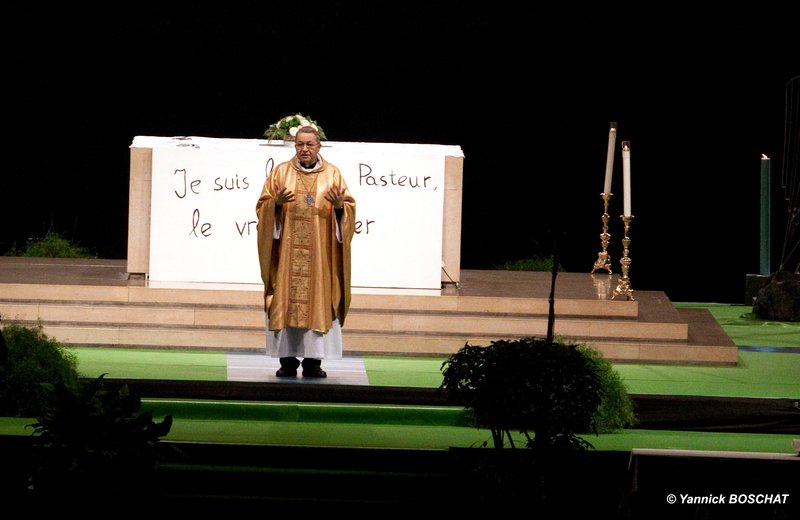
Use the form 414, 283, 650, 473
142, 136, 461, 291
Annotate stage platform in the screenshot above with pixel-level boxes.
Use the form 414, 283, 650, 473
1, 257, 797, 516
0, 257, 738, 365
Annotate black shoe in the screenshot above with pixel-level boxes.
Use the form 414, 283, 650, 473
276, 367, 297, 377
302, 367, 327, 378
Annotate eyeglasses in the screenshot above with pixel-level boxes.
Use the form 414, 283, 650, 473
295, 142, 319, 149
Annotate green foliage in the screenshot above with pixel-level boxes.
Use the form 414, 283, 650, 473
27, 374, 173, 500
5, 230, 94, 258
494, 256, 564, 272
579, 344, 638, 432
1, 324, 173, 501
0, 323, 81, 417
440, 337, 637, 454
441, 337, 604, 453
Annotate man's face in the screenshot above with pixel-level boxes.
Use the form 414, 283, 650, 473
295, 133, 321, 167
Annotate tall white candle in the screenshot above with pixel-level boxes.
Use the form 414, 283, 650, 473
622, 141, 632, 216
603, 122, 617, 194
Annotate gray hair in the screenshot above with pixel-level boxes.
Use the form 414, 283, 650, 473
296, 126, 321, 143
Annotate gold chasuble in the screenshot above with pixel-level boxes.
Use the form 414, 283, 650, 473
255, 156, 356, 335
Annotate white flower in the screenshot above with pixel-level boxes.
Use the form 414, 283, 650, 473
265, 113, 326, 141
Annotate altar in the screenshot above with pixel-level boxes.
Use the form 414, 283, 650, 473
127, 136, 464, 295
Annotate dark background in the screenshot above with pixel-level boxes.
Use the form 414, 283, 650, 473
2, 2, 797, 303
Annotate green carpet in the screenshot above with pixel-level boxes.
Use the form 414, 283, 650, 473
614, 351, 800, 398
4, 406, 795, 454
673, 303, 800, 348
69, 349, 800, 399
160, 418, 799, 453
66, 303, 800, 399
145, 399, 798, 453
73, 348, 228, 381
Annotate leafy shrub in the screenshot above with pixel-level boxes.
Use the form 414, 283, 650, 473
440, 337, 637, 453
0, 323, 80, 417
494, 256, 564, 272
442, 337, 600, 452
579, 344, 638, 432
27, 374, 173, 500
4, 230, 94, 258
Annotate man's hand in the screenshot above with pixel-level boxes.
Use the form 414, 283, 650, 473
325, 186, 346, 209
274, 186, 295, 206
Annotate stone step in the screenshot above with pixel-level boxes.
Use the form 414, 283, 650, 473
0, 283, 641, 318
0, 307, 731, 365
0, 298, 686, 341
0, 258, 738, 365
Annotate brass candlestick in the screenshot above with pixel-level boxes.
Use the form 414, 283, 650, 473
591, 192, 613, 274
612, 214, 634, 300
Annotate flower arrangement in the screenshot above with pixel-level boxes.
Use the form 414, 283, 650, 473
263, 113, 327, 141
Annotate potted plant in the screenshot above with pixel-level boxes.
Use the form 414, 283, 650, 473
263, 113, 327, 142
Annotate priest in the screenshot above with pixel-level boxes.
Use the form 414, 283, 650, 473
255, 126, 356, 378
